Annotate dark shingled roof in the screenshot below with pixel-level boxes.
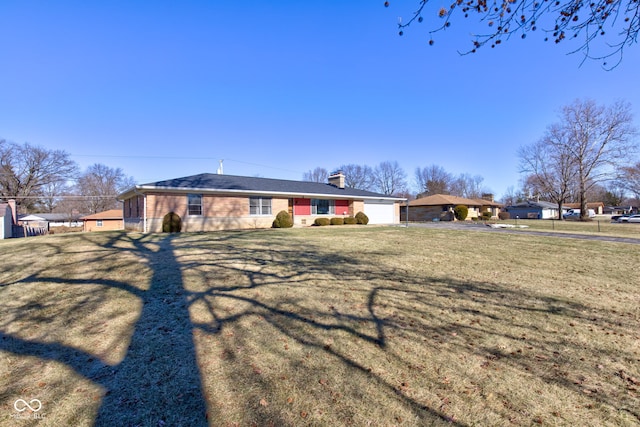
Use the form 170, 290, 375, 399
130, 173, 403, 200
506, 200, 558, 209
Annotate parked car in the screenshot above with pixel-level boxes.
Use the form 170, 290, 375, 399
618, 214, 640, 223
611, 214, 630, 222
563, 209, 596, 220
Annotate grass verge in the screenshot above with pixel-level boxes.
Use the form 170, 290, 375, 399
491, 218, 640, 238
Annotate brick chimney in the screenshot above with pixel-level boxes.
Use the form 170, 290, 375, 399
328, 171, 345, 189
8, 199, 17, 224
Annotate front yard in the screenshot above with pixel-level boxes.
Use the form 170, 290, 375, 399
1, 227, 638, 426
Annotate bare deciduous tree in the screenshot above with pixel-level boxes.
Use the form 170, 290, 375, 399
586, 182, 626, 206
519, 124, 578, 219
372, 161, 407, 196
336, 164, 374, 191
37, 180, 73, 213
0, 140, 78, 212
302, 167, 328, 183
519, 99, 637, 220
450, 173, 487, 199
414, 165, 453, 196
562, 99, 636, 220
620, 161, 640, 199
75, 164, 135, 214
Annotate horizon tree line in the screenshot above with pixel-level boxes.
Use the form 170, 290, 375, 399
302, 162, 494, 200
0, 139, 135, 217
518, 99, 638, 220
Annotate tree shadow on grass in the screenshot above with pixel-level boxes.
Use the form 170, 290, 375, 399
93, 233, 207, 425
1, 233, 207, 426
178, 232, 639, 425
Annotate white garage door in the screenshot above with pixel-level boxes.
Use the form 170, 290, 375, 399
363, 201, 395, 224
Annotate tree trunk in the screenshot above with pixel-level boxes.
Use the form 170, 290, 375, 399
579, 178, 588, 221
557, 201, 563, 220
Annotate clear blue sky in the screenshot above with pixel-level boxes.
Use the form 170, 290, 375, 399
1, 1, 639, 199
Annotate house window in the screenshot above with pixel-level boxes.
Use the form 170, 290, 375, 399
188, 194, 202, 216
97, 220, 103, 227
311, 199, 334, 215
250, 197, 272, 215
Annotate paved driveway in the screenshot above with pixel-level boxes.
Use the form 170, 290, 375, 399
404, 222, 640, 245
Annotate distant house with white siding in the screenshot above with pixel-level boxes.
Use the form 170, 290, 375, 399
505, 200, 559, 219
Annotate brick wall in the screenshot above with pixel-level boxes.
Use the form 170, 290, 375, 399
83, 219, 124, 232
142, 193, 290, 232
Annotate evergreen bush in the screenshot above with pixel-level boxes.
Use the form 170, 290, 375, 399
453, 205, 468, 221
343, 216, 357, 225
355, 211, 369, 225
330, 217, 344, 225
498, 212, 511, 220
272, 210, 293, 228
162, 212, 182, 232
314, 218, 331, 226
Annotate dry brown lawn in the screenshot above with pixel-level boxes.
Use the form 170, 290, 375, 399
494, 218, 640, 238
0, 227, 638, 426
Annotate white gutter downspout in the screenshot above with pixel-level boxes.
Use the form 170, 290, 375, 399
132, 188, 147, 233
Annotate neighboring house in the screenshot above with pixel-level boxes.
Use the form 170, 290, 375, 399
402, 194, 485, 222
18, 214, 48, 227
15, 213, 48, 237
81, 209, 124, 232
605, 205, 637, 215
18, 213, 83, 229
37, 213, 83, 227
505, 200, 559, 219
0, 200, 17, 239
472, 195, 503, 219
563, 202, 605, 215
117, 172, 405, 232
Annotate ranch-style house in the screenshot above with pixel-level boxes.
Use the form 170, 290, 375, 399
117, 172, 405, 232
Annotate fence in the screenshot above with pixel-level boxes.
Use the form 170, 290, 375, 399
12, 225, 48, 238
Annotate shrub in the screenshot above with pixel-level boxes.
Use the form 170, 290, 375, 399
498, 211, 511, 220
355, 211, 369, 225
330, 217, 344, 225
272, 210, 293, 228
453, 205, 468, 221
162, 212, 182, 232
343, 216, 357, 225
314, 218, 331, 226
481, 211, 493, 220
